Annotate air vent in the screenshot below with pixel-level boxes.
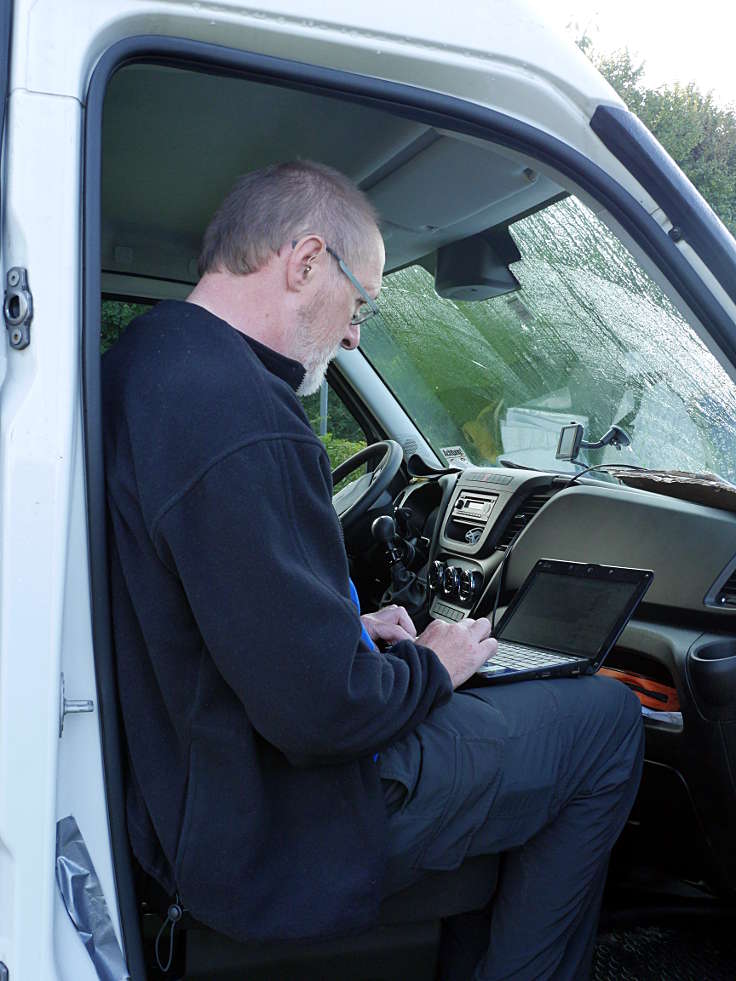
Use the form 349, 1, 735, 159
496, 492, 554, 550
716, 571, 736, 607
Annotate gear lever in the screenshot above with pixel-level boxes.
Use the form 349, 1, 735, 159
371, 515, 426, 614
372, 515, 403, 565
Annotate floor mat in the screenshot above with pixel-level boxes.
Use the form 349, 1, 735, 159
593, 922, 736, 981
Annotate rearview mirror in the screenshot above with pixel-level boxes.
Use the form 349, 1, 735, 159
434, 227, 521, 301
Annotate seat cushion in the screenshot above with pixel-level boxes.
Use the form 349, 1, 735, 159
139, 852, 499, 930
379, 854, 500, 923
140, 855, 499, 980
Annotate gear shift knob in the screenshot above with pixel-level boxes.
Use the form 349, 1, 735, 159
371, 515, 396, 545
371, 514, 425, 616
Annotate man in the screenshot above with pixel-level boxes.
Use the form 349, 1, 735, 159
103, 160, 644, 979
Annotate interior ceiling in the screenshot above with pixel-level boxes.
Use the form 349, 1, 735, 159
101, 64, 563, 295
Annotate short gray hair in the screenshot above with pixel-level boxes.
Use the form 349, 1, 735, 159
198, 160, 379, 278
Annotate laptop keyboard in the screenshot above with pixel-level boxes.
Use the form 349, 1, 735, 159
483, 641, 581, 671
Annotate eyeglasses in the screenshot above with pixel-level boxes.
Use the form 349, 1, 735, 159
325, 246, 380, 326
292, 239, 380, 326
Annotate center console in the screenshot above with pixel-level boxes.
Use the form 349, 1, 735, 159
428, 467, 556, 622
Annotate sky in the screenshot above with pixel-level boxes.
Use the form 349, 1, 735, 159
540, 1, 736, 108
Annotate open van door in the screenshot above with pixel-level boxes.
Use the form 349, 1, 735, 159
0, 0, 11, 372
3, 1, 736, 978
0, 4, 13, 979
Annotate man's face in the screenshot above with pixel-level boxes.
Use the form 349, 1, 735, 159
294, 233, 385, 397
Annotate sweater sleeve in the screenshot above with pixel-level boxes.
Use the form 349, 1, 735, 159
153, 434, 452, 765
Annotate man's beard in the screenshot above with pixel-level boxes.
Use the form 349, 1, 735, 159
296, 349, 336, 397
293, 290, 341, 397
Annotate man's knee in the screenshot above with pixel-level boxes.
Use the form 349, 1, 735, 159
584, 676, 643, 733
586, 678, 645, 801
614, 681, 645, 787
602, 677, 644, 738
558, 676, 644, 798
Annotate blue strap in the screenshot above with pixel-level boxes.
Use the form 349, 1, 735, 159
349, 578, 377, 651
348, 578, 380, 762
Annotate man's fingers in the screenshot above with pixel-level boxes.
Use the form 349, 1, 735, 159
480, 637, 498, 658
394, 606, 417, 638
461, 616, 493, 641
373, 623, 416, 645
372, 605, 417, 638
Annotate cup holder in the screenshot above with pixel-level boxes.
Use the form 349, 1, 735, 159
688, 639, 736, 710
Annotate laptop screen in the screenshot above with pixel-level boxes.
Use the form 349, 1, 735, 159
497, 567, 646, 658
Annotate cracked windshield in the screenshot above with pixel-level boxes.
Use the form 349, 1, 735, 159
361, 195, 736, 481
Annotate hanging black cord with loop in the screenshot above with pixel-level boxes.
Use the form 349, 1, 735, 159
155, 897, 185, 974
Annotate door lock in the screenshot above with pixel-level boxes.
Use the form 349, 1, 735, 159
4, 266, 33, 350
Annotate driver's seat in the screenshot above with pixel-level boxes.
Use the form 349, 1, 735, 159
138, 855, 500, 979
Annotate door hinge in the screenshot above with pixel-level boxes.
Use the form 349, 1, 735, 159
59, 673, 94, 737
4, 266, 33, 350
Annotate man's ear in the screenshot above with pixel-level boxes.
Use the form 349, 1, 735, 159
286, 234, 327, 293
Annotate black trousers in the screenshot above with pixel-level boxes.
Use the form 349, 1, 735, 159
379, 675, 644, 980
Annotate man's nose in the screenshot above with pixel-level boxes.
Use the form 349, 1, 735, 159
342, 323, 360, 350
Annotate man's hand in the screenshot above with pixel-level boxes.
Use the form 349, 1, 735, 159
361, 604, 418, 646
415, 617, 498, 688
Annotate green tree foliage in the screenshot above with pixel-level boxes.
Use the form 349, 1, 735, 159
101, 300, 150, 352
301, 388, 364, 441
320, 433, 366, 492
581, 42, 736, 236
301, 390, 367, 480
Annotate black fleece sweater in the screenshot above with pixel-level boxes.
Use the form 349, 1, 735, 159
102, 300, 452, 942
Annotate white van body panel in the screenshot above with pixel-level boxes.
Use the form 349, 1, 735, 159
12, 0, 666, 223
14, 0, 735, 325
0, 86, 106, 978
14, 0, 618, 110
0, 2, 734, 979
52, 432, 125, 980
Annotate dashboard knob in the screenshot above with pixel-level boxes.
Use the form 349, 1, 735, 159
428, 560, 445, 591
442, 565, 460, 598
459, 569, 483, 603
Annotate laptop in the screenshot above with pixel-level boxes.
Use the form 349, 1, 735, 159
473, 558, 653, 685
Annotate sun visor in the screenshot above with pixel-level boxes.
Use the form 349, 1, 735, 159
435, 228, 521, 301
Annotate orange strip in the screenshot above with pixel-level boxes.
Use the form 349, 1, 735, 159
599, 667, 680, 711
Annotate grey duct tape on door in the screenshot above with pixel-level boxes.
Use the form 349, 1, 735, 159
55, 815, 130, 981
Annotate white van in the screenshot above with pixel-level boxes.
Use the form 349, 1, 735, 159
2, 1, 736, 978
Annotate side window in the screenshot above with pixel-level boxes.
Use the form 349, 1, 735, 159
301, 382, 367, 474
101, 299, 151, 352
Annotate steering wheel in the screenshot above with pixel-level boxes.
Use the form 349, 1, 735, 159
332, 439, 404, 533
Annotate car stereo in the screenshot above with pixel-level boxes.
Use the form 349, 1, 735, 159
450, 490, 499, 526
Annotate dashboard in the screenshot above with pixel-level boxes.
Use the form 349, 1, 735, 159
390, 464, 736, 898
395, 466, 736, 623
